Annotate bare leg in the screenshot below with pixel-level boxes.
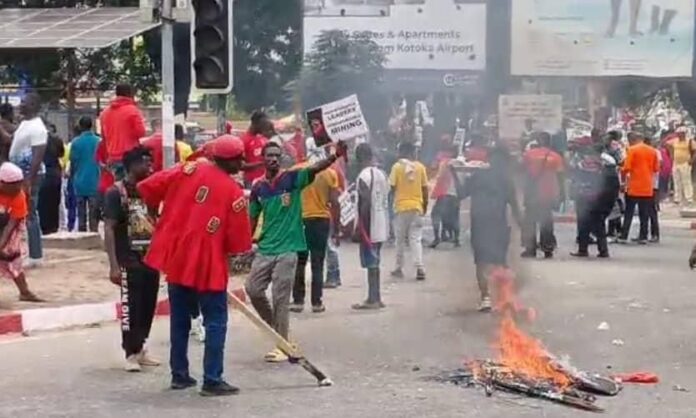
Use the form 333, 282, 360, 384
659, 9, 677, 35
650, 5, 660, 33
629, 0, 642, 35
475, 264, 490, 300
14, 273, 44, 302
606, 0, 622, 37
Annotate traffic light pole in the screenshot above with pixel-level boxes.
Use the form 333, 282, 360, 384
161, 0, 176, 169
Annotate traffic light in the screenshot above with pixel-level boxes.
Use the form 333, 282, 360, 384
191, 0, 232, 93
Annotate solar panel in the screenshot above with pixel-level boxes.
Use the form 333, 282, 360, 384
0, 7, 160, 49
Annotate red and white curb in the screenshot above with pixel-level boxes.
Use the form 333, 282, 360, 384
0, 288, 247, 336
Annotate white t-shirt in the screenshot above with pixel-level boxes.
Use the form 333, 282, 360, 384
10, 117, 47, 159
357, 166, 389, 243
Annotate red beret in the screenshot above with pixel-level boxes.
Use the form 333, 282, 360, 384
209, 135, 244, 159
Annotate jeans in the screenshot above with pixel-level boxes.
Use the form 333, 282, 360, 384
27, 175, 43, 260
121, 266, 160, 357
522, 201, 557, 254
395, 210, 424, 270
621, 195, 652, 240
169, 284, 228, 385
294, 218, 330, 306
77, 195, 100, 232
325, 223, 341, 285
246, 253, 297, 339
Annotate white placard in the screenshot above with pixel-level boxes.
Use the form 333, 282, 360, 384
498, 95, 563, 140
511, 0, 695, 77
304, 1, 486, 71
306, 94, 369, 142
338, 183, 357, 227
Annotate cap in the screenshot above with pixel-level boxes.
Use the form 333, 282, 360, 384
210, 135, 244, 159
0, 162, 23, 183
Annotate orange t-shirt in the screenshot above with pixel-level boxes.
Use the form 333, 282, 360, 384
0, 191, 28, 220
622, 143, 659, 198
523, 147, 564, 203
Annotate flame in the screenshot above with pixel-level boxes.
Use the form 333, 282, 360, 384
490, 268, 571, 388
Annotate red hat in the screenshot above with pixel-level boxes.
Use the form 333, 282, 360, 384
209, 135, 244, 159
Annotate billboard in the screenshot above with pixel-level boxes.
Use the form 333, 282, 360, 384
498, 95, 563, 140
511, 0, 695, 78
303, 0, 486, 90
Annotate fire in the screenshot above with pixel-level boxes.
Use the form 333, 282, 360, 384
490, 268, 571, 388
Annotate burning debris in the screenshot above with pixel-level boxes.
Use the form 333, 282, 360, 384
432, 268, 626, 413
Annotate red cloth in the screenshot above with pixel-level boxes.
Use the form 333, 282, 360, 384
290, 130, 306, 162
241, 130, 268, 183
612, 372, 659, 384
464, 146, 488, 163
142, 132, 180, 172
99, 96, 146, 163
210, 135, 244, 159
522, 146, 564, 203
138, 161, 252, 292
96, 141, 114, 194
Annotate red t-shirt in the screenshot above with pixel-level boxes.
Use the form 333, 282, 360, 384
99, 96, 146, 163
241, 131, 268, 184
523, 146, 564, 203
96, 141, 115, 194
138, 161, 252, 292
0, 191, 28, 220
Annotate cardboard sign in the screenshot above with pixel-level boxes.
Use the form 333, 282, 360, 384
306, 95, 369, 143
338, 183, 357, 227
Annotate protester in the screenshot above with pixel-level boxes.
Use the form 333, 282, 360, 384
389, 141, 428, 281
667, 126, 694, 207
38, 122, 65, 235
69, 116, 101, 232
619, 132, 659, 245
247, 141, 345, 363
458, 146, 521, 311
141, 120, 182, 172
137, 136, 252, 396
99, 84, 146, 180
429, 143, 460, 248
0, 162, 43, 302
352, 143, 389, 310
240, 110, 270, 187
646, 137, 661, 243
175, 125, 193, 161
9, 93, 47, 266
95, 139, 114, 225
521, 132, 563, 259
103, 146, 160, 372
290, 143, 341, 314
0, 103, 16, 161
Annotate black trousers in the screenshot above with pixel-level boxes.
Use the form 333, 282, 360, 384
620, 195, 653, 240
648, 189, 660, 239
121, 265, 160, 357
77, 195, 100, 232
523, 201, 556, 253
293, 217, 330, 306
38, 174, 62, 235
431, 195, 460, 242
576, 199, 608, 255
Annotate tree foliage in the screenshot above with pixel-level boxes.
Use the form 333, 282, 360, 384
291, 30, 389, 130
232, 0, 302, 113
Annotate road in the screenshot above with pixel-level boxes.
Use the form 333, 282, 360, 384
0, 223, 694, 418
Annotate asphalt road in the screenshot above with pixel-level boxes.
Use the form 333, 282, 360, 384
0, 222, 694, 418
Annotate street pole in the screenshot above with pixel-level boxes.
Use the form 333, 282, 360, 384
161, 0, 176, 169
217, 94, 227, 135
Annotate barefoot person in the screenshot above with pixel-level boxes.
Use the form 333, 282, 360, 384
137, 136, 252, 396
103, 147, 161, 372
0, 162, 43, 302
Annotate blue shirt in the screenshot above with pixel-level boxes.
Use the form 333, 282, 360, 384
70, 132, 101, 197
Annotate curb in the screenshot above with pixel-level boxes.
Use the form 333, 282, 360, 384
0, 288, 247, 336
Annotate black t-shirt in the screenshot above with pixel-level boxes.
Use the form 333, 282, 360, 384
103, 182, 153, 268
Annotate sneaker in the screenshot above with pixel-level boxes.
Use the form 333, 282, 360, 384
615, 238, 628, 244
520, 251, 536, 258
637, 239, 648, 245
390, 268, 404, 279
416, 269, 426, 281
138, 349, 161, 367
171, 375, 198, 390
543, 251, 553, 259
478, 297, 492, 312
570, 251, 589, 258
597, 252, 610, 259
191, 316, 206, 342
200, 381, 240, 397
428, 239, 440, 249
124, 354, 142, 372
649, 237, 660, 244
323, 281, 339, 289
312, 304, 326, 313
264, 347, 289, 363
351, 301, 384, 310
289, 303, 304, 313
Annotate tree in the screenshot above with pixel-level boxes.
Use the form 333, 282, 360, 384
232, 0, 302, 113
291, 29, 389, 130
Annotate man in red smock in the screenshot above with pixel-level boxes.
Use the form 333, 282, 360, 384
137, 136, 252, 397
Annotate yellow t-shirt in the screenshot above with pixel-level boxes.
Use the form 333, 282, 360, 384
671, 138, 694, 165
176, 141, 193, 161
389, 159, 428, 214
302, 167, 339, 219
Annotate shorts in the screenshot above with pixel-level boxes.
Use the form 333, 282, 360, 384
359, 242, 382, 269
